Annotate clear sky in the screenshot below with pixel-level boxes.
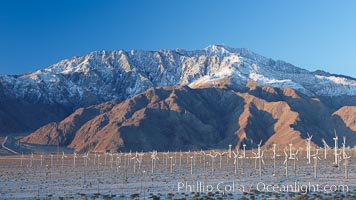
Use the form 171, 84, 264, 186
1, 0, 356, 77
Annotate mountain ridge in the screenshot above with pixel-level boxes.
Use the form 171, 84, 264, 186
1, 45, 355, 138
22, 82, 356, 152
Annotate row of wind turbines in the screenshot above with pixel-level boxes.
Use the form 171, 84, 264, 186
17, 133, 353, 180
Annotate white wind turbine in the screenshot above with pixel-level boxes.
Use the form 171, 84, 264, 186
199, 151, 207, 172
233, 150, 240, 176
228, 144, 232, 158
198, 150, 204, 163
289, 144, 293, 159
179, 151, 183, 169
185, 150, 190, 164
289, 147, 299, 176
73, 152, 77, 168
207, 153, 217, 175
125, 151, 132, 168
193, 151, 198, 167
272, 144, 280, 176
333, 131, 339, 167
104, 152, 108, 167
242, 143, 246, 175
322, 138, 330, 159
306, 132, 312, 164
163, 151, 170, 167
252, 145, 265, 177
252, 140, 262, 170
150, 150, 159, 174
109, 153, 114, 169
40, 154, 44, 168
190, 156, 194, 175
20, 153, 24, 168
174, 152, 177, 165
116, 153, 122, 167
342, 136, 346, 159
215, 151, 225, 169
115, 154, 121, 173
311, 149, 321, 178
61, 152, 67, 169
93, 152, 97, 166
97, 154, 101, 169
138, 152, 144, 169
342, 149, 351, 179
83, 152, 90, 167
242, 144, 246, 159
130, 156, 139, 174
169, 156, 174, 173
283, 150, 289, 177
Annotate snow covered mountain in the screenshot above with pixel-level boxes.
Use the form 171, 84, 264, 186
1, 45, 356, 107
1, 45, 356, 134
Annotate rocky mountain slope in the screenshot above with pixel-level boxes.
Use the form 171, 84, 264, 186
2, 45, 356, 151
1, 45, 356, 134
22, 82, 356, 152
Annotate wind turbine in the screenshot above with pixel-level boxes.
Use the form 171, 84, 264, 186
342, 136, 346, 159
283, 150, 289, 177
174, 152, 177, 165
289, 148, 299, 176
163, 151, 170, 167
104, 152, 108, 167
333, 131, 339, 167
207, 153, 217, 175
73, 152, 77, 168
199, 151, 207, 172
311, 149, 321, 178
342, 150, 351, 179
97, 154, 101, 169
20, 153, 24, 168
169, 156, 174, 173
233, 150, 240, 176
61, 152, 67, 169
306, 132, 312, 164
138, 152, 144, 169
179, 151, 183, 169
215, 152, 225, 169
252, 147, 264, 177
190, 156, 194, 175
242, 144, 246, 159
242, 143, 246, 175
125, 151, 132, 168
150, 150, 159, 174
40, 154, 44, 168
83, 152, 90, 167
272, 144, 280, 176
93, 152, 97, 166
185, 150, 190, 164
130, 156, 139, 174
228, 144, 232, 158
252, 141, 262, 170
322, 138, 330, 159
109, 153, 114, 169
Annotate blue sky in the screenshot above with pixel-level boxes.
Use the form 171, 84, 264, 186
1, 0, 356, 77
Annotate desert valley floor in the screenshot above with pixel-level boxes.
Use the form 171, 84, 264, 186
0, 149, 355, 199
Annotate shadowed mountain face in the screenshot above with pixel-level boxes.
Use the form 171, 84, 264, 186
22, 83, 356, 152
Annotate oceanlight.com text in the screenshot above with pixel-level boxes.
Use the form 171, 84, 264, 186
177, 181, 349, 194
